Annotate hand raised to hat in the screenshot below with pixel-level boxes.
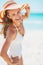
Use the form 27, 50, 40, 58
20, 3, 30, 11
20, 4, 30, 19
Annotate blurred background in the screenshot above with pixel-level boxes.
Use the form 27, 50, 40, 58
0, 0, 43, 65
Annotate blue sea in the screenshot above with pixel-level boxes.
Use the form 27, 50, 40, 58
0, 13, 43, 30
24, 13, 43, 30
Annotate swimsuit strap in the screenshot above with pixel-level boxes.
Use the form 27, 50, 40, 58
13, 24, 18, 33
13, 23, 24, 37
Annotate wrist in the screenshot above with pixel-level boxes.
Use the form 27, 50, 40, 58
8, 61, 12, 65
8, 58, 12, 65
25, 4, 30, 9
20, 4, 27, 11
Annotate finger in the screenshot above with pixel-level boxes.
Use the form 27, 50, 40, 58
20, 4, 27, 11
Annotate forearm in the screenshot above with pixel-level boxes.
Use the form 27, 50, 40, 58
25, 6, 30, 18
1, 51, 11, 65
21, 4, 30, 19
1, 40, 12, 65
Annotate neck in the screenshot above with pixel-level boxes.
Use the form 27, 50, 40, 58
13, 22, 16, 27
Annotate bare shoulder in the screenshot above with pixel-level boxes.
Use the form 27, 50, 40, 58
1, 25, 17, 53
6, 25, 17, 41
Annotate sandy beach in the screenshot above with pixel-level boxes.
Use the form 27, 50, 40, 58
0, 30, 43, 65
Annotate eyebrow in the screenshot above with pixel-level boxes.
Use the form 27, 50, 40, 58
8, 9, 20, 15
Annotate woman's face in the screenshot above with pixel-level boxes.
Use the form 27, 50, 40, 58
7, 8, 23, 26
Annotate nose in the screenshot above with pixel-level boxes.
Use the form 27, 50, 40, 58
15, 14, 22, 20
16, 16, 21, 20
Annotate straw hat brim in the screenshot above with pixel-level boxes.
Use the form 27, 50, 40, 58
0, 3, 26, 18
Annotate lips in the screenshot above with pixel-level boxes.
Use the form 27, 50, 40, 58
16, 19, 23, 21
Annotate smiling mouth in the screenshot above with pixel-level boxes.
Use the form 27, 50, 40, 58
16, 19, 23, 21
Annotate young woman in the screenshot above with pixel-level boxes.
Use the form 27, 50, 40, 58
0, 0, 30, 65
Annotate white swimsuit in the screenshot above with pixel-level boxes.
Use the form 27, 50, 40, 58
7, 32, 23, 58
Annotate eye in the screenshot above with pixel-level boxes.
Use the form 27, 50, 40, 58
17, 11, 20, 14
12, 13, 15, 16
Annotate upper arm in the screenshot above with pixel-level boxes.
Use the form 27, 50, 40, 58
1, 26, 17, 53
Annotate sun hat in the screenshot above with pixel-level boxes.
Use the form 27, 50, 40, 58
0, 0, 27, 19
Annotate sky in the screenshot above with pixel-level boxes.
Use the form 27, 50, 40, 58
0, 0, 43, 13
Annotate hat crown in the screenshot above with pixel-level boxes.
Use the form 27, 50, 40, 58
3, 1, 16, 9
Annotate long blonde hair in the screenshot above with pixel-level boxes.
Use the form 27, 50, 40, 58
0, 10, 13, 38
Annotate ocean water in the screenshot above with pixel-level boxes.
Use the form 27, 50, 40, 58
0, 13, 43, 30
23, 13, 43, 30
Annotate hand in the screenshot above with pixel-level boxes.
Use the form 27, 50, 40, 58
20, 4, 27, 11
10, 57, 14, 63
8, 56, 19, 65
8, 62, 16, 65
10, 56, 19, 63
25, 4, 30, 9
20, 4, 30, 11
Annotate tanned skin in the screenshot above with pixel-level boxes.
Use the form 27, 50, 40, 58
0, 4, 30, 65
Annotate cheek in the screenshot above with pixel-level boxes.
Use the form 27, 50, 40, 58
14, 15, 19, 19
16, 14, 22, 19
12, 16, 16, 20
18, 13, 22, 17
